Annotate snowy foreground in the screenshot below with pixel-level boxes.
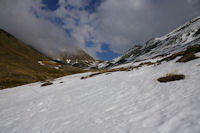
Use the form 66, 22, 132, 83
0, 56, 200, 133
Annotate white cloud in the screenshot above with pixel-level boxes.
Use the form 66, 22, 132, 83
0, 0, 79, 57
52, 0, 200, 55
0, 0, 200, 59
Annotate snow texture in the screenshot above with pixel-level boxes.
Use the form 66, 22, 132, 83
0, 55, 200, 133
38, 61, 44, 66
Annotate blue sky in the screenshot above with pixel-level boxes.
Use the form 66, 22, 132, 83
41, 0, 119, 60
42, 0, 59, 11
1, 0, 200, 61
97, 44, 120, 61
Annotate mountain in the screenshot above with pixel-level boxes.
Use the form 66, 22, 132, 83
105, 16, 200, 68
1, 16, 200, 133
1, 16, 200, 89
0, 29, 85, 89
52, 49, 97, 68
1, 41, 200, 132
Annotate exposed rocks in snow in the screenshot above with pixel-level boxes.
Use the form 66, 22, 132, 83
1, 55, 200, 133
41, 81, 53, 87
81, 61, 155, 79
104, 16, 200, 68
157, 74, 185, 83
1, 16, 200, 133
193, 28, 200, 37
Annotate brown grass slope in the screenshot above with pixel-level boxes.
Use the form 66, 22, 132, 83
81, 61, 155, 79
157, 44, 200, 63
0, 29, 85, 89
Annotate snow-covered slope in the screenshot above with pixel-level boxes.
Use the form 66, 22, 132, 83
0, 52, 200, 133
108, 16, 200, 68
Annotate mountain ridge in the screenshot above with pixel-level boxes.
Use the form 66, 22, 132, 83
102, 16, 200, 68
0, 28, 87, 89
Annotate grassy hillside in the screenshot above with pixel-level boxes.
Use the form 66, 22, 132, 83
0, 29, 85, 89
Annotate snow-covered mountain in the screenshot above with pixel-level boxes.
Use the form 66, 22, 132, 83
106, 16, 200, 68
51, 49, 98, 69
1, 45, 200, 133
1, 16, 200, 133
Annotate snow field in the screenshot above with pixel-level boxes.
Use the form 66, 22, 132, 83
0, 56, 200, 133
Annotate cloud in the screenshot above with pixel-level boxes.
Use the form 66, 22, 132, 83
91, 0, 200, 53
0, 0, 200, 59
0, 0, 79, 57
51, 0, 200, 55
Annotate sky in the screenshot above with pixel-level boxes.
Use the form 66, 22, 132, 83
0, 0, 200, 60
